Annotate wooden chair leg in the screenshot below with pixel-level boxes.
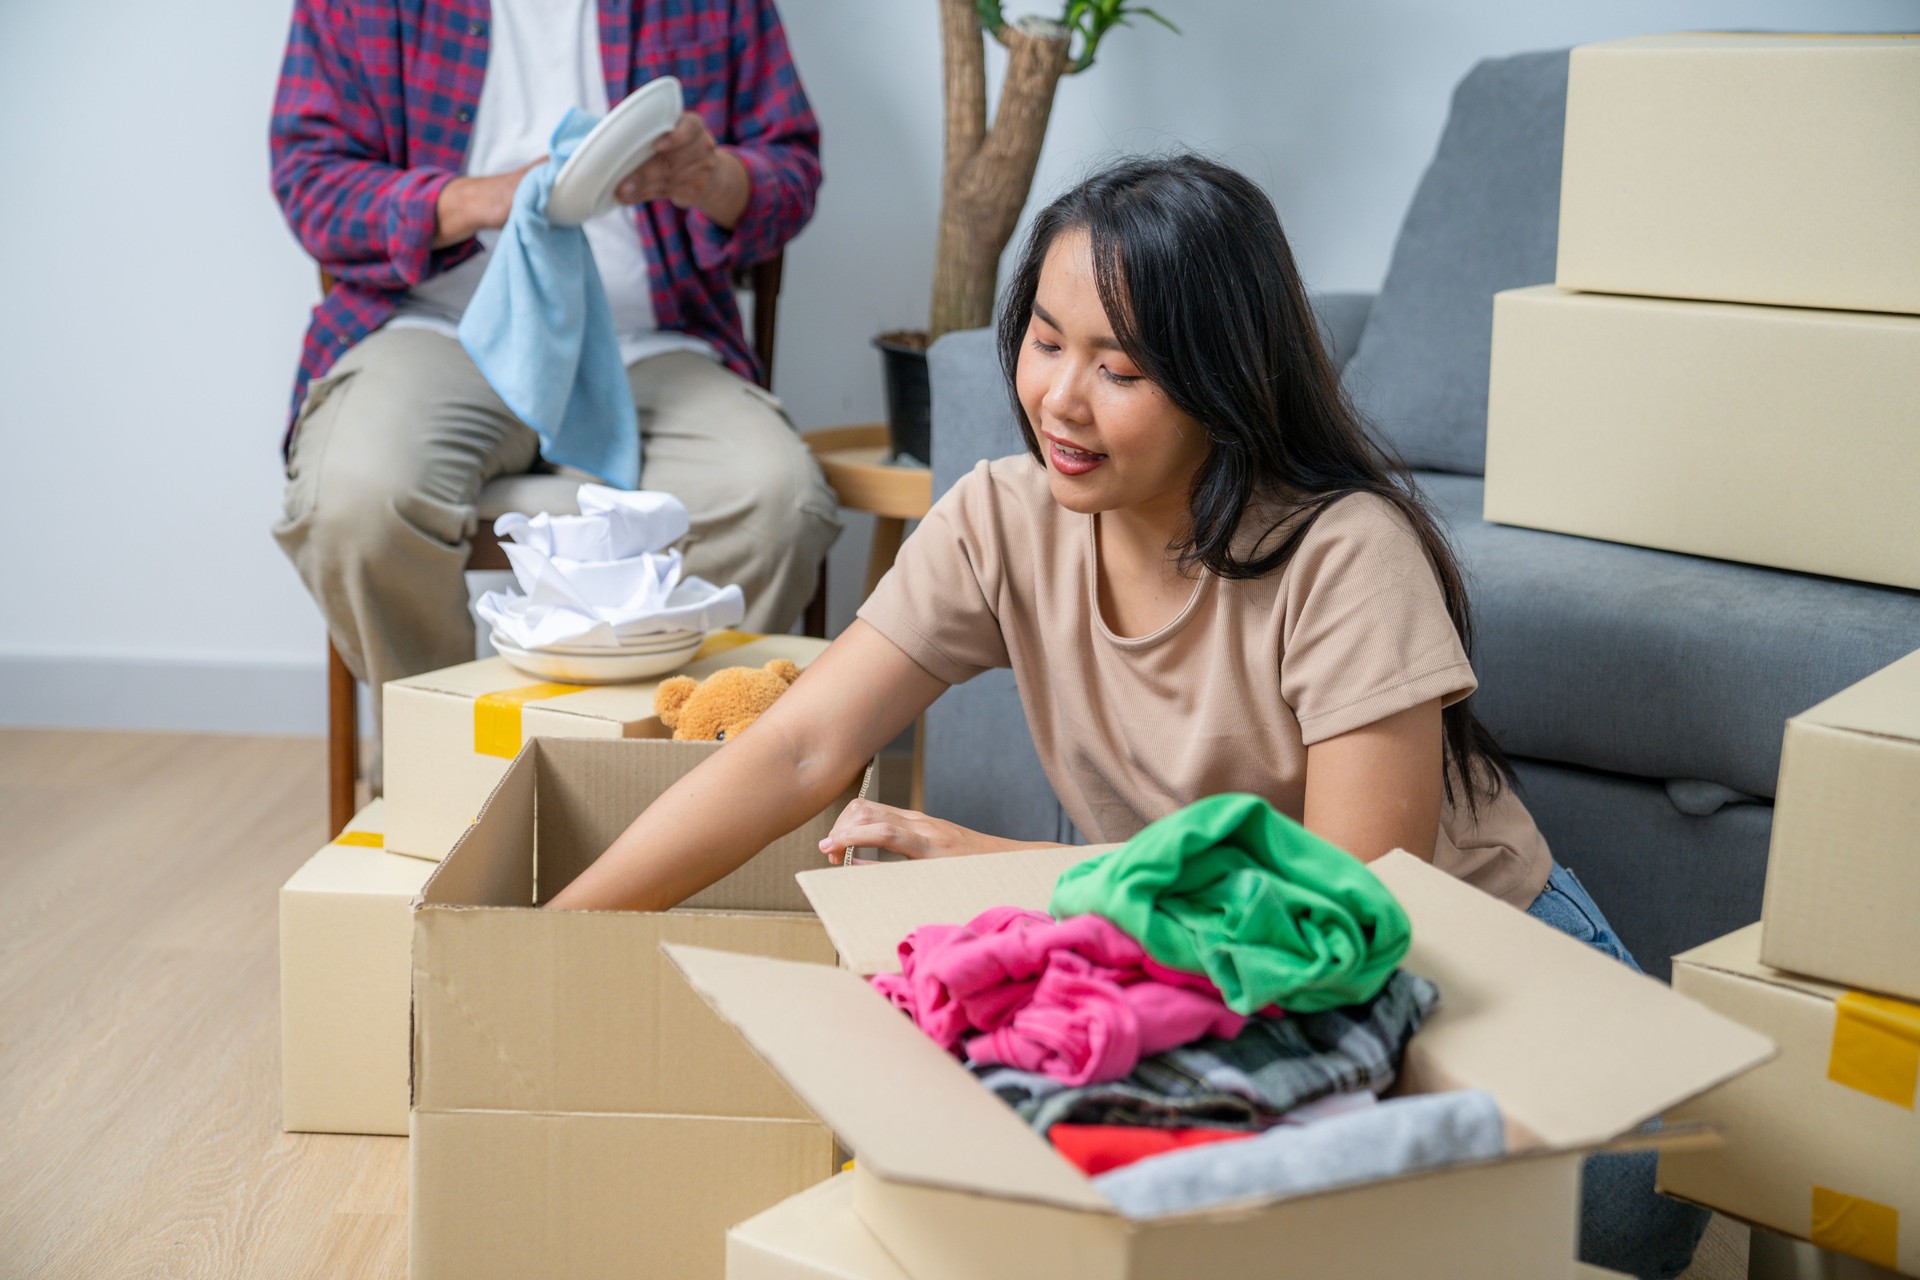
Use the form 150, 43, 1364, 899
866, 517, 906, 599
802, 560, 828, 639
327, 638, 359, 837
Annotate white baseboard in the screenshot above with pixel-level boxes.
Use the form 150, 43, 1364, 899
0, 652, 372, 736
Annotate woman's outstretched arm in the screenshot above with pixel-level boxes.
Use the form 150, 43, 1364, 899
546, 621, 947, 911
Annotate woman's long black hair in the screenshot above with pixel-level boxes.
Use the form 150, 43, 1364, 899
996, 153, 1516, 813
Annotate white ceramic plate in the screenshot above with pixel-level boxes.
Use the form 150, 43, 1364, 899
547, 77, 684, 227
488, 628, 701, 657
492, 634, 704, 684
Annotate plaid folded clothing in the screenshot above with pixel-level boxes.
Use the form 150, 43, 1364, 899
972, 968, 1439, 1135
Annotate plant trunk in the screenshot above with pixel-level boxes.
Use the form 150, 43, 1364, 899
930, 11, 1070, 340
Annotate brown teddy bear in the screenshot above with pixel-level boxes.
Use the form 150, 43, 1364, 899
654, 658, 802, 742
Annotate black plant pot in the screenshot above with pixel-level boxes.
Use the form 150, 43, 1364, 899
874, 332, 932, 467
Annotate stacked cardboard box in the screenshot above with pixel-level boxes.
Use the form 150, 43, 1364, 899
407, 736, 873, 1279
383, 631, 828, 861
671, 845, 1769, 1280
279, 798, 436, 1136
1484, 33, 1920, 590
1659, 653, 1920, 1275
1482, 34, 1920, 1271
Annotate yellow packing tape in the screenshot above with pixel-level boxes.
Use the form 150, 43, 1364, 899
1811, 1186, 1900, 1271
473, 681, 591, 758
332, 830, 384, 848
1828, 990, 1920, 1109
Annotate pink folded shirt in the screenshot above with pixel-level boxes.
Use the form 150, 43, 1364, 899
870, 907, 1258, 1086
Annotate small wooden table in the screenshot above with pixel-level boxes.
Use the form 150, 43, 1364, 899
803, 424, 935, 808
803, 424, 933, 595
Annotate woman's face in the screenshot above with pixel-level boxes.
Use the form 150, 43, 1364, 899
1015, 229, 1211, 522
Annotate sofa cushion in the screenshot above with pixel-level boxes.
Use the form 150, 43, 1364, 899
1423, 471, 1920, 798
1508, 759, 1773, 980
1341, 50, 1568, 476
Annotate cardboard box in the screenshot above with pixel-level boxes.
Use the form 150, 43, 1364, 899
1557, 33, 1920, 316
279, 799, 434, 1135
384, 631, 828, 861
727, 1176, 1636, 1280
667, 847, 1773, 1280
1761, 650, 1920, 1002
727, 1175, 911, 1280
1483, 286, 1920, 591
409, 735, 866, 1279
413, 1109, 832, 1279
1659, 925, 1920, 1275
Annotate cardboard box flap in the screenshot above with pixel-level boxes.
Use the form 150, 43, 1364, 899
1676, 923, 1852, 1003
663, 943, 1111, 1213
419, 741, 535, 908
796, 846, 1112, 975
531, 736, 871, 913
1372, 853, 1775, 1149
1799, 648, 1920, 744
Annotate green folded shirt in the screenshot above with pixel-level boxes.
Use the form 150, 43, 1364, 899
1049, 793, 1412, 1015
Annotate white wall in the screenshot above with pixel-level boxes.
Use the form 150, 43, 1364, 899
1, 1, 1907, 731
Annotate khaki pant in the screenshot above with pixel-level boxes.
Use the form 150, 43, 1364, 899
274, 327, 841, 766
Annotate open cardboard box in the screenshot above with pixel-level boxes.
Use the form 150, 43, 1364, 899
384, 632, 829, 860
727, 1174, 1642, 1280
408, 735, 872, 1278
667, 847, 1775, 1280
413, 734, 874, 1116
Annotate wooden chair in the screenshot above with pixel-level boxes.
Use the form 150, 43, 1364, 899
323, 252, 821, 834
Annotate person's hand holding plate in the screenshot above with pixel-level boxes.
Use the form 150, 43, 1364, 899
614, 111, 750, 228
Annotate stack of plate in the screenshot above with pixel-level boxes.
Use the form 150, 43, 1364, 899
489, 628, 706, 684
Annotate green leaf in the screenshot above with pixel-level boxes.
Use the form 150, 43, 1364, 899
1130, 5, 1180, 34
1062, 0, 1177, 74
974, 0, 1006, 37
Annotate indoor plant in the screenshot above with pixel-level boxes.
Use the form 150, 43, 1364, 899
878, 0, 1177, 464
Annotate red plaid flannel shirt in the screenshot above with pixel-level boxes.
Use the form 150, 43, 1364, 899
269, 0, 820, 446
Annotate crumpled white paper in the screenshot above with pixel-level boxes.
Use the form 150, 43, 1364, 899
475, 487, 745, 650
493, 484, 690, 561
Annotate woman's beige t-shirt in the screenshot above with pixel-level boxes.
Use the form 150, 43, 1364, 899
856, 455, 1553, 909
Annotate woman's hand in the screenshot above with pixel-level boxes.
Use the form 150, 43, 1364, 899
819, 799, 1059, 864
614, 111, 750, 227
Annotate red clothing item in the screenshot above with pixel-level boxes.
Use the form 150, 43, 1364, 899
268, 0, 821, 444
1049, 1124, 1257, 1177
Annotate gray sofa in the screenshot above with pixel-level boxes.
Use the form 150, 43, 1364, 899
917, 50, 1920, 979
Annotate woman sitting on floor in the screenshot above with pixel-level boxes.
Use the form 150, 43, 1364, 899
548, 153, 1707, 1280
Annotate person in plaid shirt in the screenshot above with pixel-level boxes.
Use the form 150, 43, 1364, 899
269, 0, 837, 775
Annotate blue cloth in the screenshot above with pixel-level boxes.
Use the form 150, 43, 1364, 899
1525, 863, 1710, 1280
1092, 1089, 1506, 1219
459, 109, 639, 489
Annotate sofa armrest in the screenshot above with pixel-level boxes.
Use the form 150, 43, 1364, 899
1312, 291, 1374, 373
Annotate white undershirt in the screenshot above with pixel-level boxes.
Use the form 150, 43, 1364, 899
387, 0, 714, 368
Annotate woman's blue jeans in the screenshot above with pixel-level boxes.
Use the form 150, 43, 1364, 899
1525, 863, 1712, 1280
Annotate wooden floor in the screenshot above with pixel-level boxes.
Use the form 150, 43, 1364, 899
0, 730, 403, 1279
0, 727, 1750, 1280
